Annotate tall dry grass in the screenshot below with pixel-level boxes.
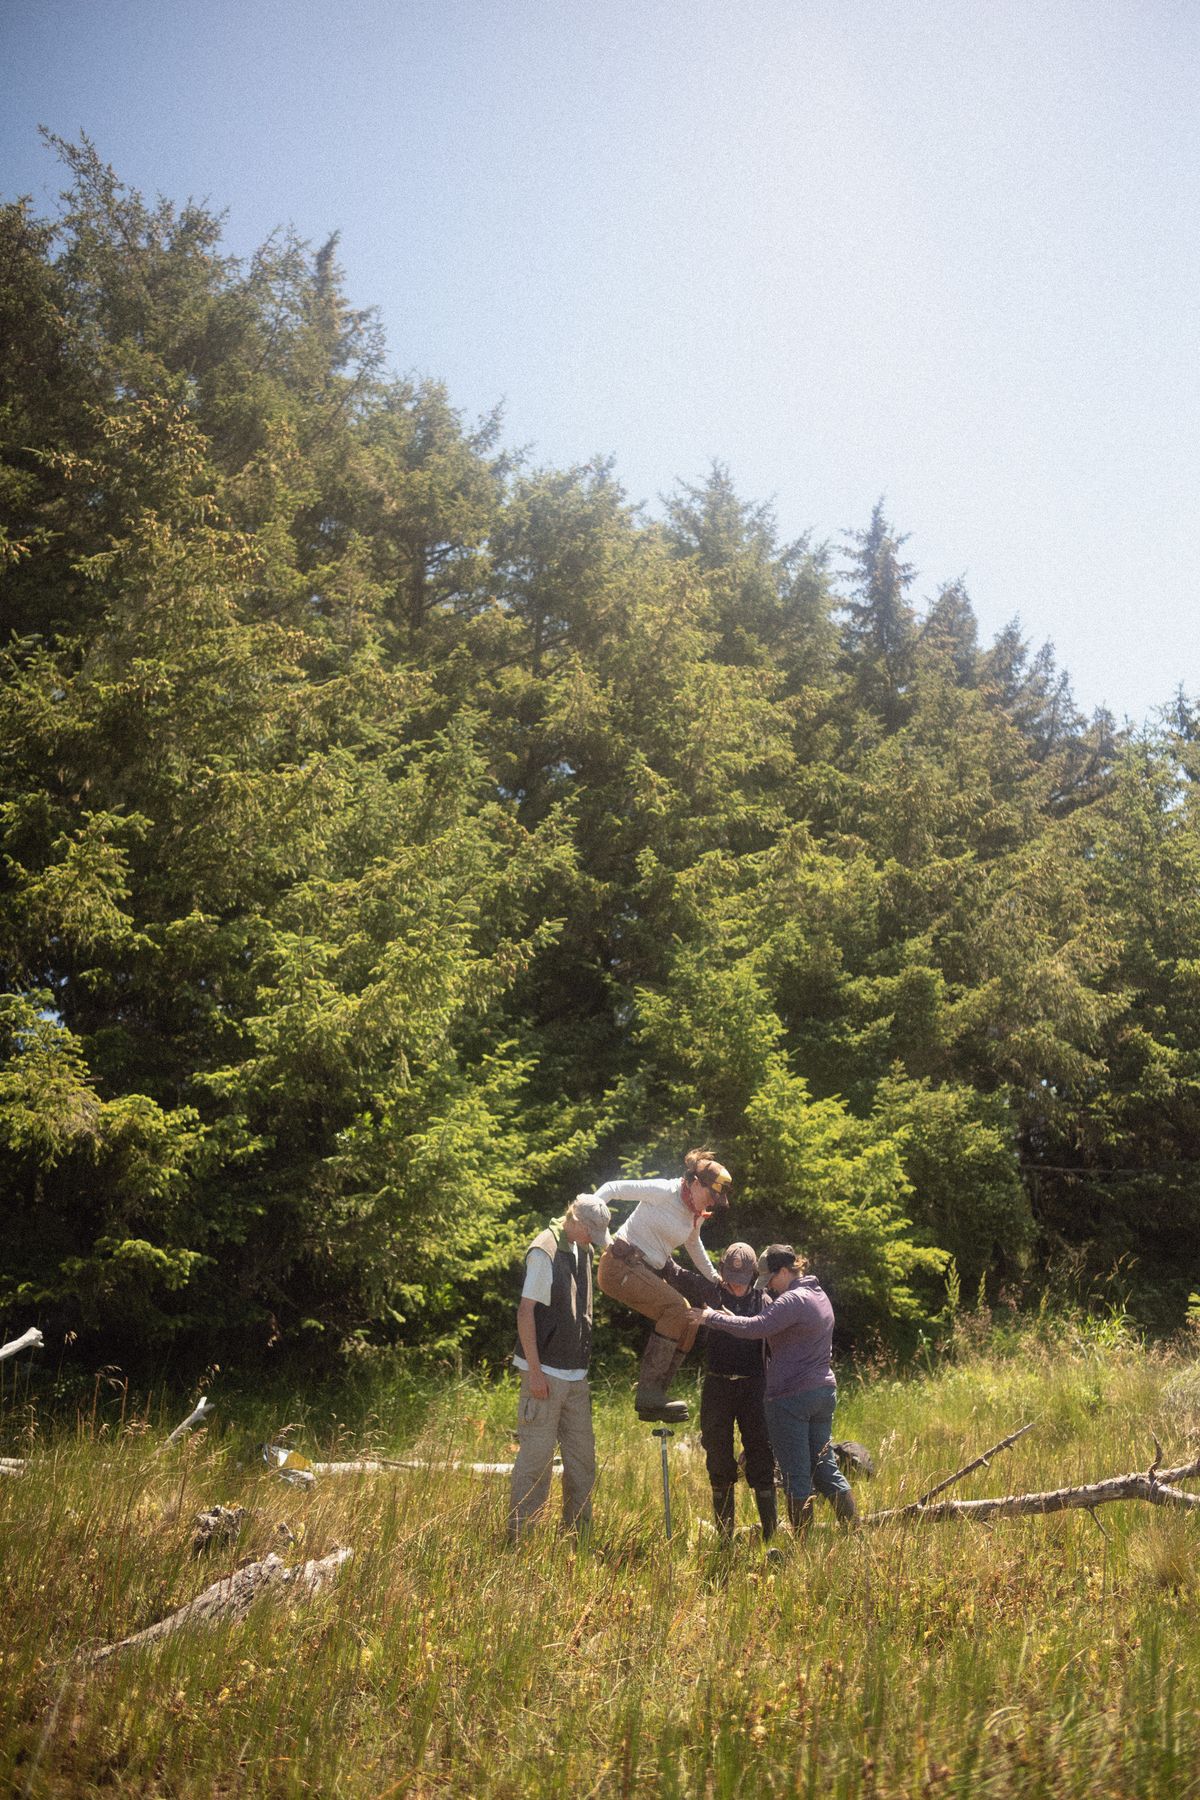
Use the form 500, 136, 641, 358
3, 1314, 1200, 1797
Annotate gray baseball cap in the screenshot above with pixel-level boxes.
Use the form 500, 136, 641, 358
719, 1242, 758, 1283
571, 1195, 612, 1248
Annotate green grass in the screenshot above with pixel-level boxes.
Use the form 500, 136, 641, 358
3, 1319, 1200, 1797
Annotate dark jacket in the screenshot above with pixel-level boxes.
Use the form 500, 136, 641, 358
704, 1282, 764, 1378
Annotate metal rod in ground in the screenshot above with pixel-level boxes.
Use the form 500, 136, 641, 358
652, 1427, 674, 1540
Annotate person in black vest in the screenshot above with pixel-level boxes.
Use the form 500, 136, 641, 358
507, 1194, 612, 1542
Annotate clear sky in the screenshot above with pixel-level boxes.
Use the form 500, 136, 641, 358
2, 0, 1197, 722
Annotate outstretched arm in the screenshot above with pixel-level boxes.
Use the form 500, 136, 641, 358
664, 1263, 720, 1306
682, 1227, 718, 1283
703, 1288, 807, 1339
592, 1178, 679, 1210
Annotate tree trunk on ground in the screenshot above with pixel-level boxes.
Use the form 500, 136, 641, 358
865, 1445, 1200, 1526
84, 1547, 352, 1664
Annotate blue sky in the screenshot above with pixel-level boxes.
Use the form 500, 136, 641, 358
3, 0, 1197, 721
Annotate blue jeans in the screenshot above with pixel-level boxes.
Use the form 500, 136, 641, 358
765, 1386, 853, 1509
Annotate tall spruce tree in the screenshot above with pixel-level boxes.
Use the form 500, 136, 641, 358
840, 498, 918, 728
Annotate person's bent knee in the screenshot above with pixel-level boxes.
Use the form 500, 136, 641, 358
704, 1450, 739, 1489
664, 1303, 701, 1352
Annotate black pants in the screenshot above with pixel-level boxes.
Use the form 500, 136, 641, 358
700, 1371, 774, 1490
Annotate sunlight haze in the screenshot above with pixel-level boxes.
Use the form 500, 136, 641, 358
2, 0, 1196, 721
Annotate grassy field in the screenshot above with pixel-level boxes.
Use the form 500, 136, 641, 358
4, 1314, 1200, 1798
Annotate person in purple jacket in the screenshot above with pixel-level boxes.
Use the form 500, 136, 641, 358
701, 1243, 856, 1532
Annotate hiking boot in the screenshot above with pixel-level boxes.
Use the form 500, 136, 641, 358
754, 1486, 778, 1543
787, 1493, 814, 1535
634, 1331, 689, 1423
712, 1484, 736, 1539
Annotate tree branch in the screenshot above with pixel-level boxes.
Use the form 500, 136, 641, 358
0, 1327, 43, 1362
913, 1422, 1037, 1508
867, 1449, 1200, 1526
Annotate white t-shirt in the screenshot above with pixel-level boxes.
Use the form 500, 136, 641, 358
593, 1177, 718, 1282
513, 1243, 588, 1381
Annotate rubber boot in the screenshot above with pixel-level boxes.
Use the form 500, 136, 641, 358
834, 1487, 858, 1528
634, 1332, 689, 1423
754, 1486, 778, 1543
787, 1493, 814, 1535
711, 1484, 736, 1540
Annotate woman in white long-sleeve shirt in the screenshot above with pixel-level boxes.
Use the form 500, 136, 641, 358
587, 1148, 732, 1422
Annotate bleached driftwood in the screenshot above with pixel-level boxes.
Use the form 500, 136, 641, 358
866, 1439, 1200, 1527
312, 1457, 560, 1476
0, 1327, 43, 1362
84, 1547, 352, 1664
164, 1396, 214, 1445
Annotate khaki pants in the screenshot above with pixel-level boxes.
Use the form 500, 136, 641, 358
596, 1247, 702, 1352
507, 1372, 596, 1541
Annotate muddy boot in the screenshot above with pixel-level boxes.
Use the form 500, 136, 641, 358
834, 1487, 858, 1528
634, 1332, 689, 1423
754, 1486, 778, 1543
787, 1493, 814, 1536
711, 1484, 736, 1540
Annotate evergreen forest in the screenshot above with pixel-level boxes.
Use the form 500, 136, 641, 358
3, 140, 1199, 1375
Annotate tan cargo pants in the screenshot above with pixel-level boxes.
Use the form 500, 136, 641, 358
507, 1372, 596, 1541
596, 1246, 702, 1352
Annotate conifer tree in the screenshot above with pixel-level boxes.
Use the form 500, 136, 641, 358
840, 498, 917, 727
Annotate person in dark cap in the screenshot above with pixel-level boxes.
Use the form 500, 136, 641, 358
507, 1194, 611, 1542
701, 1244, 856, 1532
695, 1242, 778, 1542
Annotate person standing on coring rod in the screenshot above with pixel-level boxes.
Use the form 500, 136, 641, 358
584, 1149, 733, 1423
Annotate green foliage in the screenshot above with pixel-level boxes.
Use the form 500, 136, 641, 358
1, 137, 1197, 1371
871, 1071, 1033, 1290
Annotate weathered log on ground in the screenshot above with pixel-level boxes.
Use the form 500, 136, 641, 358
0, 1454, 536, 1483
312, 1458, 559, 1476
866, 1449, 1200, 1526
84, 1547, 352, 1664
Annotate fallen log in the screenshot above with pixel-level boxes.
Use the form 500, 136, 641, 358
866, 1446, 1200, 1526
5, 1450, 539, 1484
84, 1546, 352, 1664
311, 1458, 559, 1476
